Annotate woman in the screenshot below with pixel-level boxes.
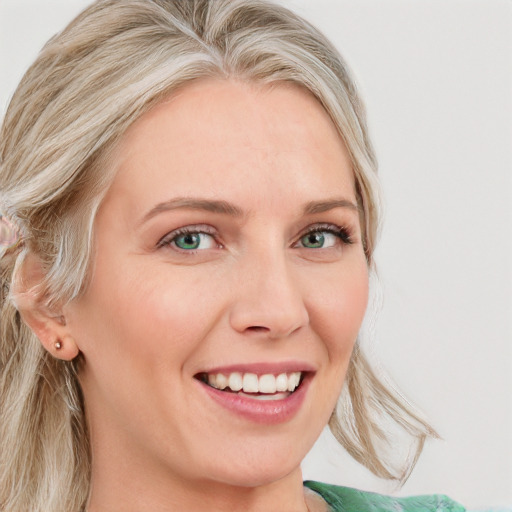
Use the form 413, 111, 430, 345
0, 1, 464, 511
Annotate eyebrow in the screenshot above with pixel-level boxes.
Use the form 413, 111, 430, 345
139, 196, 359, 225
303, 198, 360, 215
140, 197, 245, 225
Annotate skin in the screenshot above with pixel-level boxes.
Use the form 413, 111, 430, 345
31, 79, 369, 511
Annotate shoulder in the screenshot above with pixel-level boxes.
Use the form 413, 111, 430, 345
303, 480, 466, 512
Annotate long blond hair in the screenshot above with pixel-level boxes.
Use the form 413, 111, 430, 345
0, 1, 436, 510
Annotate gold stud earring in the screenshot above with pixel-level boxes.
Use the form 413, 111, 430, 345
55, 341, 62, 350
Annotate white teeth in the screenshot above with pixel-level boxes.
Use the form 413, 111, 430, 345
228, 372, 243, 392
206, 371, 303, 394
242, 373, 259, 393
259, 374, 276, 393
288, 372, 301, 392
215, 373, 228, 390
275, 373, 288, 392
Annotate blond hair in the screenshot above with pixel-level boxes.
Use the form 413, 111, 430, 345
0, 1, 436, 510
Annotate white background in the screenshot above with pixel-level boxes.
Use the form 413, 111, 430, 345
1, 1, 511, 510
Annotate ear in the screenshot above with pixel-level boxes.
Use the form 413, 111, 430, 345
14, 253, 80, 361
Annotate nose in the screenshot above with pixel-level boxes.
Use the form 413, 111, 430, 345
228, 251, 310, 339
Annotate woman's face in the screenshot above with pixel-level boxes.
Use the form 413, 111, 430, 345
64, 79, 369, 488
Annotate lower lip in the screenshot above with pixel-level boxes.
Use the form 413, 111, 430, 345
198, 374, 312, 425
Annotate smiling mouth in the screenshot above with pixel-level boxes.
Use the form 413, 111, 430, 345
196, 371, 305, 401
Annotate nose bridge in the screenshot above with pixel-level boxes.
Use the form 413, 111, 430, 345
229, 242, 309, 338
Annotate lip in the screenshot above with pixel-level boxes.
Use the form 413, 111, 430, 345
197, 361, 317, 376
196, 371, 313, 425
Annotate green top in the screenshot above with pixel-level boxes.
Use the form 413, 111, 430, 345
304, 481, 465, 512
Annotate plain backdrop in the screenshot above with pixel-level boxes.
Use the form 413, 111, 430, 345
1, 1, 511, 510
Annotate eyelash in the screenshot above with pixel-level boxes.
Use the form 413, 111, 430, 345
156, 223, 354, 252
298, 223, 354, 247
156, 225, 218, 250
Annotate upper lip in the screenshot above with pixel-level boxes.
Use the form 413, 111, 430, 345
196, 361, 317, 376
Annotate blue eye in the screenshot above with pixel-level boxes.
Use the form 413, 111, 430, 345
298, 225, 352, 249
300, 231, 335, 249
157, 227, 217, 252
173, 232, 215, 250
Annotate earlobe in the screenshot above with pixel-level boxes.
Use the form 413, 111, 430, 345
50, 335, 80, 361
17, 296, 80, 361
13, 253, 80, 361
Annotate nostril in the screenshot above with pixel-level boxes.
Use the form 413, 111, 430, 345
246, 326, 270, 333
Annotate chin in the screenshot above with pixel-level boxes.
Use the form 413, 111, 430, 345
191, 436, 309, 489
208, 464, 300, 489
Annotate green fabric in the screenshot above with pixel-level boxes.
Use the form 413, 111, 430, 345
304, 480, 465, 512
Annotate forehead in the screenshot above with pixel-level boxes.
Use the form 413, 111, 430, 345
106, 78, 355, 215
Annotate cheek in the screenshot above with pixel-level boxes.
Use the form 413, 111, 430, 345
306, 261, 369, 359
85, 263, 227, 365
70, 265, 221, 411
139, 267, 226, 340
308, 262, 369, 413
